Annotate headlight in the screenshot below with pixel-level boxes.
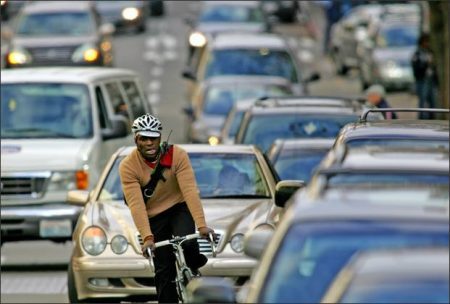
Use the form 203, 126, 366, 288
189, 31, 207, 48
72, 44, 100, 63
208, 136, 219, 146
7, 47, 32, 65
47, 170, 89, 191
379, 60, 402, 78
122, 7, 139, 20
111, 235, 128, 254
1, 1, 7, 7
82, 226, 107, 256
230, 233, 245, 253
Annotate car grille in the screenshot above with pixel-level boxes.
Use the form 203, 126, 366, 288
27, 46, 77, 64
1, 173, 50, 199
136, 231, 223, 255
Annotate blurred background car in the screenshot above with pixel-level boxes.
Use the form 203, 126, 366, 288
234, 96, 366, 152
185, 1, 272, 64
261, 0, 298, 23
358, 16, 420, 91
3, 1, 115, 68
94, 0, 148, 34
68, 144, 284, 302
0, 0, 28, 21
219, 99, 257, 145
149, 0, 164, 17
182, 32, 320, 101
183, 75, 294, 144
321, 248, 449, 303
266, 138, 334, 183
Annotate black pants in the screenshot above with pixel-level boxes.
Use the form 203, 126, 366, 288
149, 202, 206, 303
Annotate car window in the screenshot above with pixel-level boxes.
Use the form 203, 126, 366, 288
346, 138, 449, 149
122, 80, 146, 117
16, 11, 95, 36
1, 83, 93, 139
376, 25, 418, 47
204, 84, 292, 116
95, 86, 111, 129
205, 49, 299, 83
98, 153, 272, 202
274, 149, 329, 182
104, 82, 130, 120
242, 113, 359, 152
200, 5, 264, 23
260, 221, 449, 303
189, 153, 271, 198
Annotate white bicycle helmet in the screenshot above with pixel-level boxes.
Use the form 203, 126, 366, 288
132, 114, 162, 137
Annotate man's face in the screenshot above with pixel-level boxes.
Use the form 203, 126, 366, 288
367, 93, 382, 105
136, 135, 161, 160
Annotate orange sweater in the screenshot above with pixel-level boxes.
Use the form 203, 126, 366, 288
119, 145, 207, 241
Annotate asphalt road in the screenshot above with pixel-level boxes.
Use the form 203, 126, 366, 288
0, 2, 417, 303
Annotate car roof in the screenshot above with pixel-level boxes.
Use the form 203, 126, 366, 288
323, 146, 449, 173
291, 195, 449, 222
347, 248, 449, 279
249, 106, 359, 115
272, 138, 335, 150
118, 144, 261, 157
211, 32, 287, 50
253, 95, 363, 109
23, 1, 93, 13
204, 75, 291, 87
1, 67, 139, 84
340, 120, 449, 141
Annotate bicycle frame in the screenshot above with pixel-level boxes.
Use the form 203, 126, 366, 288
147, 232, 216, 303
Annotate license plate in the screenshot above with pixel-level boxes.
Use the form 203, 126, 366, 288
39, 219, 72, 238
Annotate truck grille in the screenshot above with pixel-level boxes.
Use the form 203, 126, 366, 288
1, 172, 50, 199
27, 46, 77, 64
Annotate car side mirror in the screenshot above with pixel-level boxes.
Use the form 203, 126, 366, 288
186, 277, 236, 303
99, 23, 115, 36
304, 72, 321, 83
244, 229, 274, 259
67, 190, 90, 206
181, 68, 197, 81
183, 105, 195, 119
275, 180, 305, 208
102, 115, 129, 140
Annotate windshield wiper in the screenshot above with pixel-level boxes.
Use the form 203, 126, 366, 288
202, 194, 271, 199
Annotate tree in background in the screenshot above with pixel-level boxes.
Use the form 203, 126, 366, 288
428, 1, 449, 111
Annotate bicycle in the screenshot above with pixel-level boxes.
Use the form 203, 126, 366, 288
147, 232, 217, 303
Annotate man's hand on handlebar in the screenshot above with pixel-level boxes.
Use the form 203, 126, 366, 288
142, 237, 156, 258
198, 226, 217, 241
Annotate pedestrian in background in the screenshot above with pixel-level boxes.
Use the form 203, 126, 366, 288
411, 33, 438, 119
365, 84, 397, 120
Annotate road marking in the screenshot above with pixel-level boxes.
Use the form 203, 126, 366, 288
148, 80, 161, 92
143, 51, 165, 64
1, 272, 67, 294
150, 66, 164, 77
148, 93, 160, 105
164, 50, 178, 60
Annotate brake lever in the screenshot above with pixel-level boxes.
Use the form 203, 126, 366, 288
208, 232, 217, 258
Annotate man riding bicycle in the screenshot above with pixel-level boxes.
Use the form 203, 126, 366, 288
119, 114, 215, 303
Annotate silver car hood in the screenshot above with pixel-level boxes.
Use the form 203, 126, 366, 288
373, 47, 415, 62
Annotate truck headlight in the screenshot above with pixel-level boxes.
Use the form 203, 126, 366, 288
230, 233, 244, 253
7, 47, 32, 65
111, 235, 128, 254
82, 226, 107, 256
72, 44, 100, 63
48, 170, 89, 191
189, 31, 207, 48
122, 7, 139, 21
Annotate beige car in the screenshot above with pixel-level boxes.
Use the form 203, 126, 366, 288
67, 144, 283, 302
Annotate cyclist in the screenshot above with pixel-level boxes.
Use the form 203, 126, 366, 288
119, 114, 215, 303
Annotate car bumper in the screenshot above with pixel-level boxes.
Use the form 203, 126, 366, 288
1, 203, 82, 243
200, 255, 257, 277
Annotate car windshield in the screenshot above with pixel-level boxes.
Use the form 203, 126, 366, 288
206, 49, 298, 83
376, 25, 419, 47
99, 153, 271, 202
204, 84, 291, 116
274, 149, 329, 182
200, 5, 264, 23
260, 221, 449, 303
326, 173, 449, 186
347, 138, 449, 149
243, 113, 358, 152
16, 12, 95, 36
341, 278, 449, 303
1, 83, 93, 139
